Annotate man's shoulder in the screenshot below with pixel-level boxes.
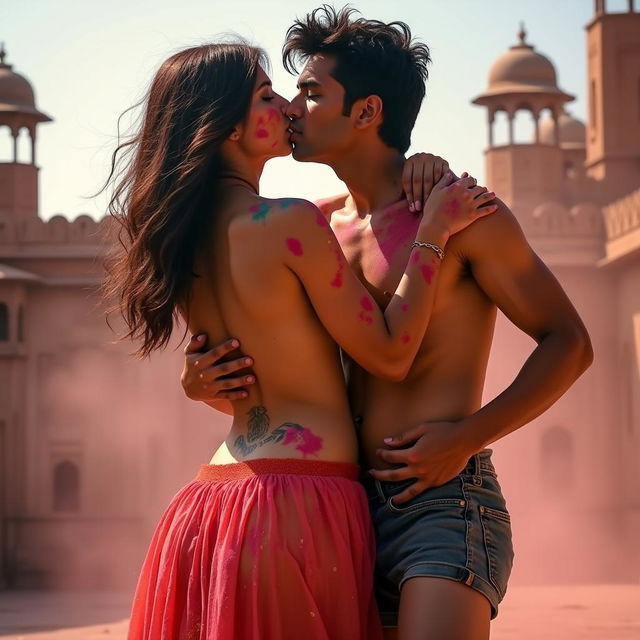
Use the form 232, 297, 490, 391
454, 199, 528, 256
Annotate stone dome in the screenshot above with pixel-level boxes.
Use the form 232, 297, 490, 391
472, 25, 573, 105
0, 67, 35, 109
0, 44, 50, 121
539, 111, 586, 148
489, 30, 557, 92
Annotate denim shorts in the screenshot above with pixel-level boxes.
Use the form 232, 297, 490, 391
361, 448, 514, 625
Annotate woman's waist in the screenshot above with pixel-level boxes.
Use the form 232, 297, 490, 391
213, 405, 359, 464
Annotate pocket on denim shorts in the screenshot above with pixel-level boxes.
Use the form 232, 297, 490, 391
381, 475, 466, 515
386, 496, 466, 515
479, 505, 514, 600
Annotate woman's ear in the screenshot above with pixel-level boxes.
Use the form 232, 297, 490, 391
353, 95, 383, 130
228, 128, 241, 141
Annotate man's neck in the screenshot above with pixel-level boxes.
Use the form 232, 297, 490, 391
329, 146, 406, 218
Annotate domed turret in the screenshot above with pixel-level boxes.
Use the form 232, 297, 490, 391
0, 43, 52, 220
484, 25, 562, 96
540, 111, 586, 148
472, 25, 574, 149
0, 43, 50, 121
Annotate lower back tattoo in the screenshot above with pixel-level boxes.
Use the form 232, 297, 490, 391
234, 406, 323, 458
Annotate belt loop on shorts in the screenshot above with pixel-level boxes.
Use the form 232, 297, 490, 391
374, 478, 386, 503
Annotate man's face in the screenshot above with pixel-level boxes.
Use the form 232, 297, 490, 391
286, 54, 355, 164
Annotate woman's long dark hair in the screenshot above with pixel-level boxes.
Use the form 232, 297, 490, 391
100, 41, 266, 358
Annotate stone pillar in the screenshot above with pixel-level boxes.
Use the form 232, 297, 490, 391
533, 110, 540, 144
29, 128, 36, 165
488, 110, 495, 147
508, 112, 514, 145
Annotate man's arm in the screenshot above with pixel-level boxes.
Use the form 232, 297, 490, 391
181, 335, 256, 417
374, 199, 593, 501
458, 199, 593, 449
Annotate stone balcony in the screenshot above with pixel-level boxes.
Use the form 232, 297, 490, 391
599, 188, 640, 266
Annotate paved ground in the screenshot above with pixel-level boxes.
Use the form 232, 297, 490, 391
0, 584, 639, 639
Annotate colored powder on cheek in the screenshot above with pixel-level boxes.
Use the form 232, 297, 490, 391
360, 296, 374, 312
420, 263, 436, 284
280, 199, 296, 209
401, 303, 409, 312
256, 129, 269, 138
401, 332, 410, 344
286, 238, 304, 256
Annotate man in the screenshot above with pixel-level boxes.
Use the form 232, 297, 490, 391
181, 7, 593, 639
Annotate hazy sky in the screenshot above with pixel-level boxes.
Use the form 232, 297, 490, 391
3, 0, 608, 220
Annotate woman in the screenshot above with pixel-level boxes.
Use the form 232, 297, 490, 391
102, 42, 497, 639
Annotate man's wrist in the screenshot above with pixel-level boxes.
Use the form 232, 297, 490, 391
455, 415, 490, 456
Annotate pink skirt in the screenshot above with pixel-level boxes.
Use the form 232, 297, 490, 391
127, 458, 383, 640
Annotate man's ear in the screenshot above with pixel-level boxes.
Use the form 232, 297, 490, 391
353, 95, 383, 130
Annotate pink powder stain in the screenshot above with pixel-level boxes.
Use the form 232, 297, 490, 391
282, 425, 323, 457
360, 296, 374, 312
401, 332, 410, 344
358, 311, 373, 325
330, 268, 343, 287
315, 209, 330, 227
444, 199, 461, 218
267, 108, 280, 122
401, 303, 409, 312
410, 251, 420, 265
286, 238, 304, 256
420, 263, 436, 284
330, 249, 344, 287
256, 129, 269, 138
376, 210, 420, 263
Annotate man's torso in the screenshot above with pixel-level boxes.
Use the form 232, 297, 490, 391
318, 194, 498, 467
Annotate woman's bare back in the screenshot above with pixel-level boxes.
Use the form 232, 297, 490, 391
182, 189, 359, 464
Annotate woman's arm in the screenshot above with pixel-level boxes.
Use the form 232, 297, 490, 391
279, 173, 496, 381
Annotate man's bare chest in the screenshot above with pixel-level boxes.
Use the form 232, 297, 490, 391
334, 215, 470, 311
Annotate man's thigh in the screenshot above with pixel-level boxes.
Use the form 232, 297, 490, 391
397, 576, 490, 640
364, 450, 514, 627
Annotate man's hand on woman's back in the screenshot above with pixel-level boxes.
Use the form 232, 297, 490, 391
181, 335, 256, 414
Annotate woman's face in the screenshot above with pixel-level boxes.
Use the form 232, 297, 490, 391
239, 66, 292, 159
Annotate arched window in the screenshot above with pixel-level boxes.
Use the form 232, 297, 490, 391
540, 426, 574, 495
0, 303, 8, 341
17, 305, 24, 342
53, 461, 80, 512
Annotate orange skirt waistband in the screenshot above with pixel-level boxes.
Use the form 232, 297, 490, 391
195, 458, 360, 482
